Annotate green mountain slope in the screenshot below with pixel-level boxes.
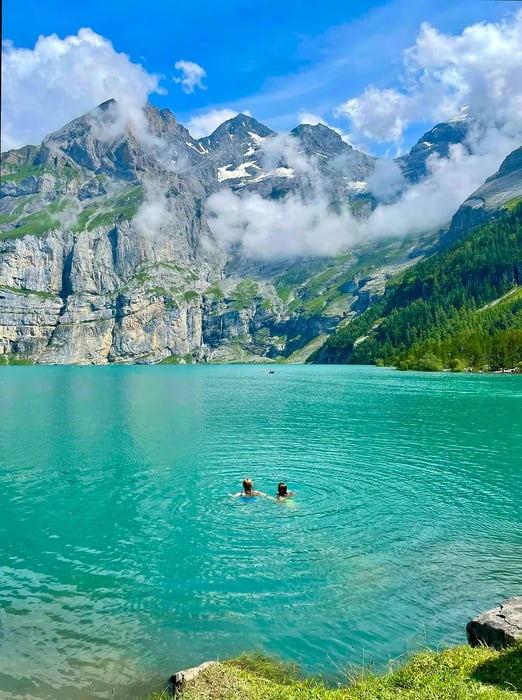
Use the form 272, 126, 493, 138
312, 204, 522, 370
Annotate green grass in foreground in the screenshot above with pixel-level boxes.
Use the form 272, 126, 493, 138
145, 645, 522, 699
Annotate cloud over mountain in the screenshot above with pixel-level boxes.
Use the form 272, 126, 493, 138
335, 10, 522, 149
2, 12, 521, 262
204, 11, 522, 259
1, 28, 163, 150
186, 109, 250, 138
206, 123, 520, 260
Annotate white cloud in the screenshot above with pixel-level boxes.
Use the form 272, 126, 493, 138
335, 10, 522, 148
1, 28, 163, 150
335, 86, 412, 148
366, 159, 407, 203
207, 189, 353, 259
133, 180, 170, 238
206, 15, 522, 259
206, 123, 519, 259
298, 111, 327, 126
173, 60, 206, 94
361, 131, 518, 239
205, 11, 522, 260
260, 133, 316, 174
186, 109, 247, 138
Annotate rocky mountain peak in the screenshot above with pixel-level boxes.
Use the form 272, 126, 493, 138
144, 103, 178, 132
290, 123, 352, 158
98, 98, 118, 112
35, 100, 148, 179
399, 118, 471, 182
496, 146, 522, 178
142, 103, 205, 168
198, 113, 275, 152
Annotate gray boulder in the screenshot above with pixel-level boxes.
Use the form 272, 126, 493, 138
467, 596, 522, 649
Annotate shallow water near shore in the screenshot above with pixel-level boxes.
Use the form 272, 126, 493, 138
0, 365, 520, 699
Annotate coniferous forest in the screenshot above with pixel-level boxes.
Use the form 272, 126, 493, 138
313, 204, 522, 371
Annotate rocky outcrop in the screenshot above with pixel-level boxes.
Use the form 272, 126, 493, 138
9, 101, 518, 365
399, 116, 470, 183
0, 101, 414, 364
447, 146, 522, 240
0, 221, 218, 363
467, 597, 522, 649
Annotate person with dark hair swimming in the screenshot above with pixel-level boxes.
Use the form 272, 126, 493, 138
276, 482, 295, 501
229, 478, 266, 500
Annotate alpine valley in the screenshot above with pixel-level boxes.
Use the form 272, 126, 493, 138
1, 100, 521, 366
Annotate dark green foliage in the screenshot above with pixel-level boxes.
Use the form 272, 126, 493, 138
415, 353, 444, 372
314, 205, 522, 370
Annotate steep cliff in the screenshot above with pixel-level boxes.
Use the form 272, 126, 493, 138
3, 101, 512, 365
0, 101, 411, 364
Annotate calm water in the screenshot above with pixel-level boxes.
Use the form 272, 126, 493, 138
0, 365, 520, 699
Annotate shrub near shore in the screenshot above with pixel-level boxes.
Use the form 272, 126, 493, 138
145, 644, 522, 699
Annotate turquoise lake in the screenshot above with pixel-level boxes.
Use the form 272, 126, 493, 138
0, 365, 521, 699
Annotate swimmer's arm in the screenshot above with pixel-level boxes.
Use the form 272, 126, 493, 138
252, 490, 266, 496
228, 492, 242, 498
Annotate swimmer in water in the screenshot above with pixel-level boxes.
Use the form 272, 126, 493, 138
229, 478, 266, 498
275, 482, 295, 501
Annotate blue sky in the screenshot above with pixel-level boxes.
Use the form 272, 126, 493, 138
1, 0, 518, 153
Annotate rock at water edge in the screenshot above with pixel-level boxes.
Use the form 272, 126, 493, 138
467, 596, 522, 649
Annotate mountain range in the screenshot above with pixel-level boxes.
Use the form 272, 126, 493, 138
1, 100, 521, 365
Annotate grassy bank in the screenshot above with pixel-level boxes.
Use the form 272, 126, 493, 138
145, 645, 522, 699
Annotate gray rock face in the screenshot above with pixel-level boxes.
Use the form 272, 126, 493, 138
0, 222, 216, 363
0, 288, 63, 358
189, 114, 376, 208
199, 113, 275, 153
399, 117, 470, 182
467, 597, 522, 649
291, 123, 375, 180
447, 146, 522, 240
1, 100, 518, 365
497, 146, 522, 177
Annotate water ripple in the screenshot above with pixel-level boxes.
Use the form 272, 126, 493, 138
0, 366, 520, 698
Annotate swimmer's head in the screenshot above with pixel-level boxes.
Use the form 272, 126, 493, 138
277, 482, 288, 496
243, 478, 254, 493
